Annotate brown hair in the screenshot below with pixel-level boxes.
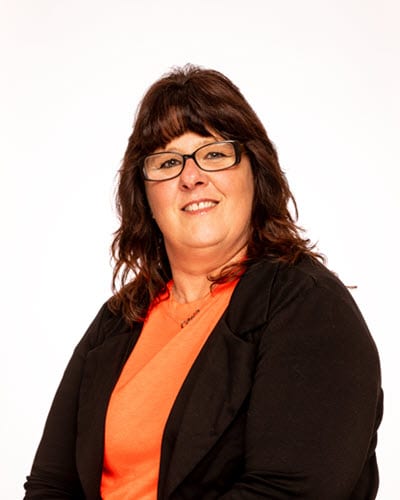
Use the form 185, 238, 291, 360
109, 64, 322, 323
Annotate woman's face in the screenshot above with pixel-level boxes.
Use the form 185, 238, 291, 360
145, 132, 254, 266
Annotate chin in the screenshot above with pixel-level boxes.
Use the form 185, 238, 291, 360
179, 228, 221, 246
186, 239, 222, 250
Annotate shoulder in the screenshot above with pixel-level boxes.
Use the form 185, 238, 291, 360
75, 301, 137, 354
245, 255, 345, 293
227, 256, 366, 336
268, 256, 356, 316
249, 255, 354, 305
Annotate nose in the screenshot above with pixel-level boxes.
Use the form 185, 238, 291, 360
179, 157, 208, 190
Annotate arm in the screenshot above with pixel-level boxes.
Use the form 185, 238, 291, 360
220, 284, 382, 499
23, 303, 110, 499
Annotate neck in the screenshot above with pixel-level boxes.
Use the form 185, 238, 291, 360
167, 244, 247, 303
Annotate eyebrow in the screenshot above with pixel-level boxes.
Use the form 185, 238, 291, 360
157, 136, 219, 154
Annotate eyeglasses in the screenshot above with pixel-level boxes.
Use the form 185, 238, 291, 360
142, 140, 242, 181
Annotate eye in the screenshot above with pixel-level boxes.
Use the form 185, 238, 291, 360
158, 157, 182, 169
199, 142, 235, 163
147, 154, 182, 171
205, 150, 227, 160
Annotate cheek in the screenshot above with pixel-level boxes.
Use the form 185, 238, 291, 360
145, 186, 164, 215
145, 186, 175, 228
238, 170, 255, 217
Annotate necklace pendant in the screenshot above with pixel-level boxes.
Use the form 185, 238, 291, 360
180, 308, 201, 328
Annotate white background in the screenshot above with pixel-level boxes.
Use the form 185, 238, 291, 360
1, 0, 399, 498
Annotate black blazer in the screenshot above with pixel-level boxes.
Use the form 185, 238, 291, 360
24, 257, 383, 499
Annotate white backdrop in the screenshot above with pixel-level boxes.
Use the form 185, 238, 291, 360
1, 1, 399, 498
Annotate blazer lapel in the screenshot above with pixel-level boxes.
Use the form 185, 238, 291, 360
76, 323, 141, 499
159, 318, 256, 498
158, 259, 279, 498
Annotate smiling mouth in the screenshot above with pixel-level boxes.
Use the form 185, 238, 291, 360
182, 200, 218, 212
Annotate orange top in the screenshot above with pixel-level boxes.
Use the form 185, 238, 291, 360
101, 280, 238, 500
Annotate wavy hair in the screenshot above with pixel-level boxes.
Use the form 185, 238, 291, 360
109, 64, 322, 323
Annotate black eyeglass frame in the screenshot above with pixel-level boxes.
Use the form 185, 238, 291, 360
142, 140, 243, 182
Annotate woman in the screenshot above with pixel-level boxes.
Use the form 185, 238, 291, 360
24, 65, 383, 499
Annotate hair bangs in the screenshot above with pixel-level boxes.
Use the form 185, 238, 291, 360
141, 98, 212, 154
139, 83, 251, 154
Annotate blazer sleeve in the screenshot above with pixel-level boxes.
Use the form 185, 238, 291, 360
219, 283, 382, 499
23, 303, 110, 499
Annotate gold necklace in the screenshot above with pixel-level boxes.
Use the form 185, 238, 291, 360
180, 309, 201, 328
168, 284, 213, 329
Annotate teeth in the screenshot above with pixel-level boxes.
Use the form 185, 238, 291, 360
184, 201, 217, 212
